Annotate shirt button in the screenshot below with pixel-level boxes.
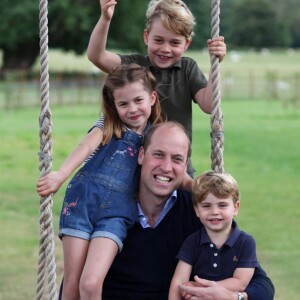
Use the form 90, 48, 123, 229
210, 243, 214, 248
214, 253, 218, 256
213, 263, 218, 268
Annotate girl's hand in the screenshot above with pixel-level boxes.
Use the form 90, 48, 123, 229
36, 171, 66, 197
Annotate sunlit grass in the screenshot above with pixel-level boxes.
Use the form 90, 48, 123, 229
0, 100, 299, 299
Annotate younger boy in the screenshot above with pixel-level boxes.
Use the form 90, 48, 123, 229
169, 171, 259, 300
87, 0, 226, 176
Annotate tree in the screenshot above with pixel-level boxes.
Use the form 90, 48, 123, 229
272, 0, 300, 47
226, 0, 291, 49
0, 0, 99, 71
0, 0, 40, 70
0, 0, 147, 71
1, 0, 297, 72
184, 0, 211, 50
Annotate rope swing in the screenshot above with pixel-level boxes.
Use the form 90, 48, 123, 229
37, 0, 57, 298
35, 0, 224, 298
210, 0, 224, 173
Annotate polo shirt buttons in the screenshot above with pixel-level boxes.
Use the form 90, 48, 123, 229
213, 263, 218, 268
214, 253, 218, 256
210, 243, 214, 248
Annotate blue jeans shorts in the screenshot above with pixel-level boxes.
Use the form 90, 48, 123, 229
59, 172, 138, 251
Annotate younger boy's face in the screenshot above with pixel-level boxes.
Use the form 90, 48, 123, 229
144, 19, 191, 69
194, 193, 240, 234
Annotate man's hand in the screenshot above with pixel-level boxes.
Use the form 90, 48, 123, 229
179, 276, 237, 300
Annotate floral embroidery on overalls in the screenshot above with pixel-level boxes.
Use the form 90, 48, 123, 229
63, 198, 79, 216
111, 147, 137, 160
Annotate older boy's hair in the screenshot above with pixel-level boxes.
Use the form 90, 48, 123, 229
192, 171, 240, 205
146, 0, 195, 40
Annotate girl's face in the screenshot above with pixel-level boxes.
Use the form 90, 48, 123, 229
194, 193, 240, 234
144, 18, 191, 69
113, 81, 156, 134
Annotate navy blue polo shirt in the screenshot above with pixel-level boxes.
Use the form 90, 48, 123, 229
176, 220, 259, 281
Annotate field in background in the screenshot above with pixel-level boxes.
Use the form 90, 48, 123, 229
0, 49, 299, 299
0, 49, 300, 109
0, 100, 299, 299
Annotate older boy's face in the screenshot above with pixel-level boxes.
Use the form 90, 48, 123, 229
144, 19, 191, 69
138, 125, 188, 200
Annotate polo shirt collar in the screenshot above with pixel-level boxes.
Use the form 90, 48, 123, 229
147, 57, 182, 71
223, 220, 241, 247
199, 220, 241, 247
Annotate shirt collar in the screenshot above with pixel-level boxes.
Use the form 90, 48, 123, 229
224, 220, 241, 247
148, 57, 182, 71
200, 220, 241, 247
137, 190, 177, 228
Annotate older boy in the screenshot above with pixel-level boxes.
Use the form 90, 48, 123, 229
87, 0, 226, 176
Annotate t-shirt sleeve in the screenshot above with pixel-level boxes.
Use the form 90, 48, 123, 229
237, 234, 259, 268
186, 58, 208, 100
176, 232, 198, 266
89, 115, 105, 132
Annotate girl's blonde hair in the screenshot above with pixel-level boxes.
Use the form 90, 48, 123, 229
101, 64, 163, 144
192, 171, 240, 206
146, 0, 195, 40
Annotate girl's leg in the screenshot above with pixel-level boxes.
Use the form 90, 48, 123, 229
61, 236, 89, 300
79, 237, 118, 300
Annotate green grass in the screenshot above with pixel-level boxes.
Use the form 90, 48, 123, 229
0, 100, 299, 299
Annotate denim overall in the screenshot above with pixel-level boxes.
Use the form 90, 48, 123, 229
59, 126, 148, 251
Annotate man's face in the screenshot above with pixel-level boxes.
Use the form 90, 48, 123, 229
138, 124, 189, 200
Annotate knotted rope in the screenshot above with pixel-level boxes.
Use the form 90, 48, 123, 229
36, 0, 57, 299
210, 0, 224, 173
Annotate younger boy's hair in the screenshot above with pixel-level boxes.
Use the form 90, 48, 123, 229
192, 171, 240, 206
146, 0, 195, 40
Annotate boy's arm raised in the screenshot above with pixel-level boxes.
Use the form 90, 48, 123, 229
87, 0, 121, 73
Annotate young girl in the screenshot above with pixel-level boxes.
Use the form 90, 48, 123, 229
36, 64, 163, 300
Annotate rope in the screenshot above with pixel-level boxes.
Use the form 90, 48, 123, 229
37, 0, 57, 299
210, 0, 224, 173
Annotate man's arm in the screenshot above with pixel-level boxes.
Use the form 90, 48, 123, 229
87, 0, 121, 72
179, 277, 238, 300
179, 265, 275, 300
244, 265, 275, 300
218, 268, 255, 293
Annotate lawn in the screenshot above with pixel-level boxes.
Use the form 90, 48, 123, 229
0, 99, 299, 299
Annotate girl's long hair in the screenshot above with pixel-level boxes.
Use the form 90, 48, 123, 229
101, 64, 164, 144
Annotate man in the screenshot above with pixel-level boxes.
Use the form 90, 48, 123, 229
59, 122, 275, 300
